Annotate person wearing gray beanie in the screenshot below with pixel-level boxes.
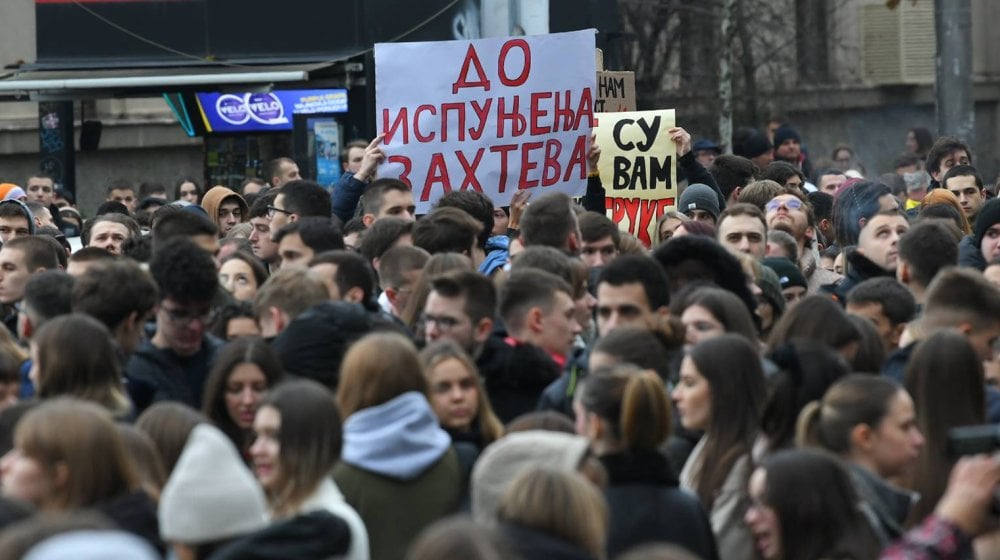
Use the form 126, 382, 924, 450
678, 183, 721, 225
159, 424, 269, 557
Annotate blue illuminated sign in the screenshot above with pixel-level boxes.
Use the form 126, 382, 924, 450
196, 89, 348, 132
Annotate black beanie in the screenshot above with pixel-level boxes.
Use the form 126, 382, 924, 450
762, 257, 808, 291
974, 198, 1000, 245
734, 129, 772, 159
773, 125, 801, 147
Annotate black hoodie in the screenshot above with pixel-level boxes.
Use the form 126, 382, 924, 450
270, 301, 373, 390
475, 335, 562, 423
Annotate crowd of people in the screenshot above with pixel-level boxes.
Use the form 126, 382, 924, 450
0, 120, 995, 559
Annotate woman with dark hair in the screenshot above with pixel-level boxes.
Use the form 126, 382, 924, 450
2, 398, 161, 551
744, 449, 880, 559
797, 374, 925, 545
670, 285, 759, 348
250, 379, 368, 560
903, 331, 985, 526
29, 314, 131, 419
202, 337, 284, 457
906, 127, 934, 159
757, 340, 851, 457
218, 251, 268, 303
767, 295, 862, 363
577, 364, 718, 559
588, 325, 683, 383
174, 176, 202, 204
334, 332, 460, 560
848, 314, 887, 373
672, 334, 766, 559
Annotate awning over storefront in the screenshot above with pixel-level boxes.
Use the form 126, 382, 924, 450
0, 61, 360, 100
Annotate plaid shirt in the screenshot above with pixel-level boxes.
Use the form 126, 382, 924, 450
880, 515, 973, 560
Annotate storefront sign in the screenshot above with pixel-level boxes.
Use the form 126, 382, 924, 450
375, 29, 596, 213
196, 89, 348, 133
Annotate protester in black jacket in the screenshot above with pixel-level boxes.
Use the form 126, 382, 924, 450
576, 364, 719, 559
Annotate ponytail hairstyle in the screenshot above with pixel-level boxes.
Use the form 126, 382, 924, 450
795, 374, 901, 454
578, 364, 671, 453
687, 334, 766, 508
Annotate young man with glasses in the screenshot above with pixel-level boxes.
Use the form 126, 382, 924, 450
248, 191, 280, 272
125, 238, 224, 414
764, 189, 841, 292
267, 180, 332, 235
422, 270, 496, 357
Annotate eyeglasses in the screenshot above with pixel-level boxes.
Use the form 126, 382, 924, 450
765, 198, 804, 213
420, 313, 462, 331
266, 205, 292, 219
162, 305, 216, 326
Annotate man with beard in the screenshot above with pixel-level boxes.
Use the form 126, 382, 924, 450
764, 190, 840, 292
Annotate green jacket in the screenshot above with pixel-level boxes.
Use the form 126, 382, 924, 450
333, 448, 461, 560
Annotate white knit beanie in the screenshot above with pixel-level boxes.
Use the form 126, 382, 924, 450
159, 424, 269, 544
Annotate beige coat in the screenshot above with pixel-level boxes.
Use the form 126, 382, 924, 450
680, 438, 755, 560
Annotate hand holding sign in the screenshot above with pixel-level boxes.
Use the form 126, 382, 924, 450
509, 190, 532, 230
355, 135, 386, 183
587, 131, 601, 174
668, 127, 692, 157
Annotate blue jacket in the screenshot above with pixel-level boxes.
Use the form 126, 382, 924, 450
331, 173, 367, 224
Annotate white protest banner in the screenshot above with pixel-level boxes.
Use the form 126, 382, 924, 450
594, 109, 676, 246
375, 30, 596, 214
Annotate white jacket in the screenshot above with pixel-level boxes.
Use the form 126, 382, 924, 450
299, 477, 370, 560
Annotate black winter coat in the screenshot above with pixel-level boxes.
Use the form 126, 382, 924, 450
600, 451, 719, 560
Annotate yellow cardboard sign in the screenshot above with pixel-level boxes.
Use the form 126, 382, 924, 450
594, 109, 677, 246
